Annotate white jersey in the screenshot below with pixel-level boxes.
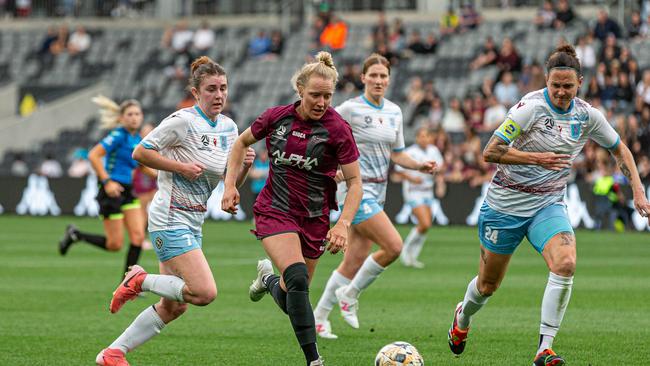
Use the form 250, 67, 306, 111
140, 106, 238, 233
336, 95, 404, 204
396, 143, 443, 201
486, 88, 620, 216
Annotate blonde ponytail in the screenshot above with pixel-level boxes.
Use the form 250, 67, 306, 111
92, 95, 121, 130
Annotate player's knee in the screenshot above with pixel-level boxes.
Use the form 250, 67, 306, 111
383, 239, 403, 260
552, 257, 576, 277
106, 238, 123, 251
283, 262, 309, 292
477, 280, 498, 297
129, 231, 145, 246
417, 222, 431, 233
192, 286, 218, 306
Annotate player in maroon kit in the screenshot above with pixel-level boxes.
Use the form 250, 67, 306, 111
222, 51, 362, 366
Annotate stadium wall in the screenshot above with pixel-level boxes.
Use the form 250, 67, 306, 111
2, 175, 649, 232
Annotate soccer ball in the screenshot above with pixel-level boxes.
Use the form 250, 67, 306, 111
375, 341, 424, 366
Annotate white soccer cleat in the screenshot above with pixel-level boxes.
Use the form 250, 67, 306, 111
249, 259, 273, 302
309, 357, 324, 366
335, 286, 359, 329
315, 318, 338, 339
410, 259, 425, 269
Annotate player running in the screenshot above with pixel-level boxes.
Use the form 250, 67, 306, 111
312, 54, 437, 339
59, 96, 150, 278
447, 44, 650, 366
222, 51, 362, 366
95, 56, 255, 366
394, 127, 444, 268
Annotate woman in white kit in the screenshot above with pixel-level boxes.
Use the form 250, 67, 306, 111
393, 127, 444, 268
95, 56, 255, 366
312, 53, 437, 339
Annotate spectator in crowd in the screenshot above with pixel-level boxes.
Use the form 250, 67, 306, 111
376, 41, 399, 66
640, 14, 650, 38
406, 31, 438, 55
440, 6, 459, 37
427, 97, 444, 130
496, 37, 521, 73
372, 11, 390, 49
39, 154, 63, 178
575, 34, 597, 76
10, 153, 29, 177
534, 0, 556, 30
67, 25, 91, 57
554, 0, 575, 29
460, 3, 481, 32
593, 8, 622, 41
16, 0, 31, 17
493, 71, 519, 108
482, 94, 507, 133
388, 17, 406, 54
616, 71, 635, 111
248, 30, 271, 57
162, 20, 194, 53
67, 148, 92, 178
192, 21, 215, 52
442, 97, 466, 143
470, 36, 498, 70
319, 15, 348, 53
599, 33, 621, 62
337, 63, 363, 92
636, 70, 650, 110
627, 11, 644, 39
268, 30, 284, 57
406, 76, 425, 107
519, 62, 546, 94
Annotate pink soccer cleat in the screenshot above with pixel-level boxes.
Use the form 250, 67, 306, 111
96, 348, 129, 366
109, 265, 147, 314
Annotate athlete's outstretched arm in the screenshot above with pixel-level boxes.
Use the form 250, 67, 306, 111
391, 150, 437, 173
610, 142, 650, 221
482, 135, 572, 171
326, 161, 362, 254
222, 128, 258, 214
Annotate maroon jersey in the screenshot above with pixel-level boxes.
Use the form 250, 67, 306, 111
251, 102, 359, 218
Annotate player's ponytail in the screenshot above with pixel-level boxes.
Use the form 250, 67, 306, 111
92, 96, 142, 130
92, 95, 121, 130
291, 51, 339, 96
546, 44, 581, 76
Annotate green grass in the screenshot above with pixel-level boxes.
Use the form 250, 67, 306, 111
1, 215, 649, 365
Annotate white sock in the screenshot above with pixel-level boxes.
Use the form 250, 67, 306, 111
314, 270, 351, 320
345, 255, 385, 299
402, 227, 420, 258
142, 274, 186, 303
408, 230, 427, 261
109, 305, 165, 354
538, 272, 573, 353
457, 276, 489, 330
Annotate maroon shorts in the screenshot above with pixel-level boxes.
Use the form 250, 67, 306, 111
252, 208, 330, 259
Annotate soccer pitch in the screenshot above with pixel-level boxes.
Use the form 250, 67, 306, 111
1, 216, 649, 365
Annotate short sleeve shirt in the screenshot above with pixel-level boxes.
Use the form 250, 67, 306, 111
251, 102, 359, 218
100, 126, 141, 185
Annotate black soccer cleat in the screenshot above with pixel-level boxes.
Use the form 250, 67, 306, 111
533, 349, 565, 366
58, 224, 78, 256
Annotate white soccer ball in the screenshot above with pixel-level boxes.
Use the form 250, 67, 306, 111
375, 341, 424, 366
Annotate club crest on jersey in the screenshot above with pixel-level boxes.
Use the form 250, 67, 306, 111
570, 122, 581, 139
219, 135, 227, 149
